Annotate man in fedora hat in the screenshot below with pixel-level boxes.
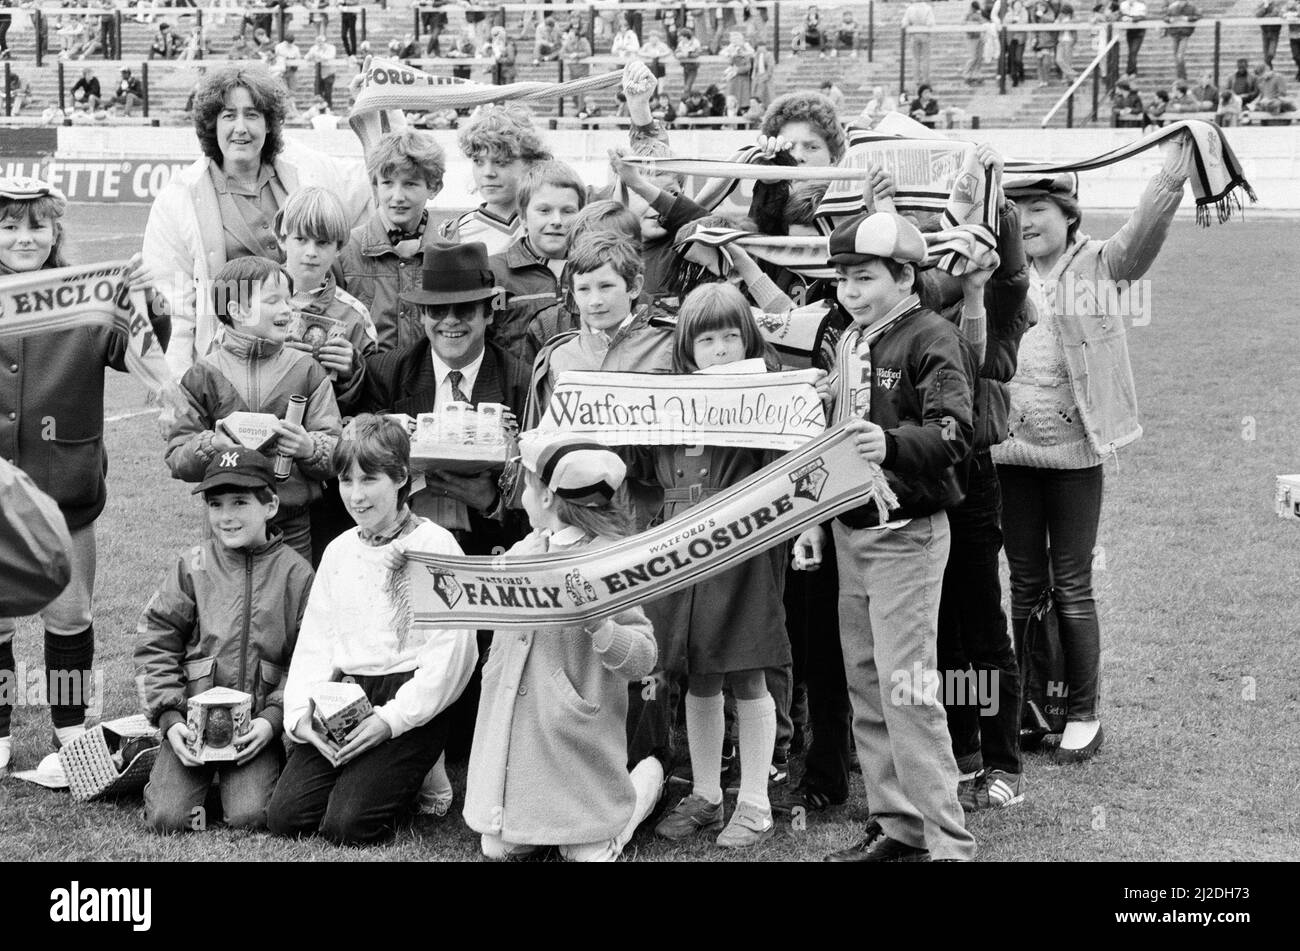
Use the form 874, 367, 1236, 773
361, 241, 531, 777
361, 241, 529, 553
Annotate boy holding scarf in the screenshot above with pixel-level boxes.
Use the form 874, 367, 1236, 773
794, 212, 977, 862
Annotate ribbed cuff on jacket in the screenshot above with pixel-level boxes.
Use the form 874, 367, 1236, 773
195, 430, 218, 464
882, 432, 900, 470
158, 709, 186, 735
299, 432, 337, 480
259, 703, 284, 739
587, 618, 639, 675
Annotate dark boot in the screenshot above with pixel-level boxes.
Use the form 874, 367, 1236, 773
45, 626, 94, 730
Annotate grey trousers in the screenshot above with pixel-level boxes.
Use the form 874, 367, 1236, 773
833, 513, 975, 861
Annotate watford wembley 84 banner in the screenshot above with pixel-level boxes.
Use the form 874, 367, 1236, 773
536, 367, 827, 451
401, 421, 891, 629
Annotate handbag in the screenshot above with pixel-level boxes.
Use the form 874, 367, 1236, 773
1016, 585, 1069, 748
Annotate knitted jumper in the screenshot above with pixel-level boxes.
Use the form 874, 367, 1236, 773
991, 269, 1104, 470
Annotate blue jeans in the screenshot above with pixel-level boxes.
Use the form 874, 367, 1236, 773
833, 513, 975, 860
143, 740, 282, 833
996, 463, 1103, 722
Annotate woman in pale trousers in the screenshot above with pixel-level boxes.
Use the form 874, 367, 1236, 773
1058, 3, 1078, 81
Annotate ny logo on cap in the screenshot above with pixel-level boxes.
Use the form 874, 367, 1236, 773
219, 452, 240, 468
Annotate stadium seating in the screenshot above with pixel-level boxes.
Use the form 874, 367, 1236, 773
1, 2, 1292, 128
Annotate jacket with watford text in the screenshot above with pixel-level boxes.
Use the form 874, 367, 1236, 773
836, 301, 976, 529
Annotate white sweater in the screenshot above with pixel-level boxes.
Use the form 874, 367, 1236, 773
282, 522, 478, 741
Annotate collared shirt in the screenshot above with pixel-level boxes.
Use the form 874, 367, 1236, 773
429, 347, 486, 408
585, 311, 638, 351
548, 525, 587, 549
207, 161, 287, 263
440, 205, 520, 257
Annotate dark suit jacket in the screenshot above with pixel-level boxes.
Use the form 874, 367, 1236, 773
361, 338, 530, 554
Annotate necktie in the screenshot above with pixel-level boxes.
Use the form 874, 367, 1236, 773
447, 370, 470, 405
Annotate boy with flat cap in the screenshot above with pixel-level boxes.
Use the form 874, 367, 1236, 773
793, 211, 977, 863
135, 447, 313, 834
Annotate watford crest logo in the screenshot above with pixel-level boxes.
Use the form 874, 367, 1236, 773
426, 568, 464, 610
565, 569, 597, 607
790, 459, 828, 503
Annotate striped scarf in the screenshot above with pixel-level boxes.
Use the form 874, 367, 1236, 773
348, 56, 626, 153
631, 117, 1253, 279
678, 224, 1001, 282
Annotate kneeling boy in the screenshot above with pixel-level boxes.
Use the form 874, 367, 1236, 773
135, 448, 314, 833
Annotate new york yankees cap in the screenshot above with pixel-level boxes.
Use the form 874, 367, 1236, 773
193, 447, 277, 495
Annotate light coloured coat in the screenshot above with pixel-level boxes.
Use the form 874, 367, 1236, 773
143, 141, 371, 377
463, 531, 658, 846
1026, 168, 1184, 456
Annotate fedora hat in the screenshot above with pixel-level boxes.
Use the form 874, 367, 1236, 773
400, 242, 501, 306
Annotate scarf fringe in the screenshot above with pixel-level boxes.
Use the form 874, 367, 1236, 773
386, 562, 414, 654
869, 463, 901, 517
1196, 185, 1252, 228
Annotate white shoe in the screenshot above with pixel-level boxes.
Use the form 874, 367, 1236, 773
417, 787, 453, 816
614, 756, 666, 854
0, 736, 12, 777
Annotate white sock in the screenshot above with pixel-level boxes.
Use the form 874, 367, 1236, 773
614, 756, 665, 854
54, 724, 86, 747
685, 692, 725, 805
1060, 719, 1101, 750
735, 694, 777, 812
422, 753, 453, 797
0, 736, 11, 772
418, 753, 454, 814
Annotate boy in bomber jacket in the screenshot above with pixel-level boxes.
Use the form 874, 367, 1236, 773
134, 448, 313, 833
793, 211, 978, 863
165, 257, 342, 563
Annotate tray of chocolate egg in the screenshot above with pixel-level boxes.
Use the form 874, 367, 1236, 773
408, 402, 513, 475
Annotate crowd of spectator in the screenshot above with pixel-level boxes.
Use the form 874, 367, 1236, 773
4, 2, 1300, 127
1112, 55, 1295, 124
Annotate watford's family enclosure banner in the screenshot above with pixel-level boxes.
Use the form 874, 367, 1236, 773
402, 422, 887, 629
536, 367, 827, 451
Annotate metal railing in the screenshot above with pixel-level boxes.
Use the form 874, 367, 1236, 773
411, 2, 786, 62
22, 4, 370, 66
900, 16, 1296, 100
1041, 32, 1121, 128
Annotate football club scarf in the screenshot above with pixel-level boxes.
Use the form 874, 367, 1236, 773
676, 222, 1001, 281
634, 117, 1252, 283
348, 56, 626, 153
392, 420, 898, 630
0, 261, 184, 428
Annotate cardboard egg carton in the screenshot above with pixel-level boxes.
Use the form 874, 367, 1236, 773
186, 687, 253, 763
